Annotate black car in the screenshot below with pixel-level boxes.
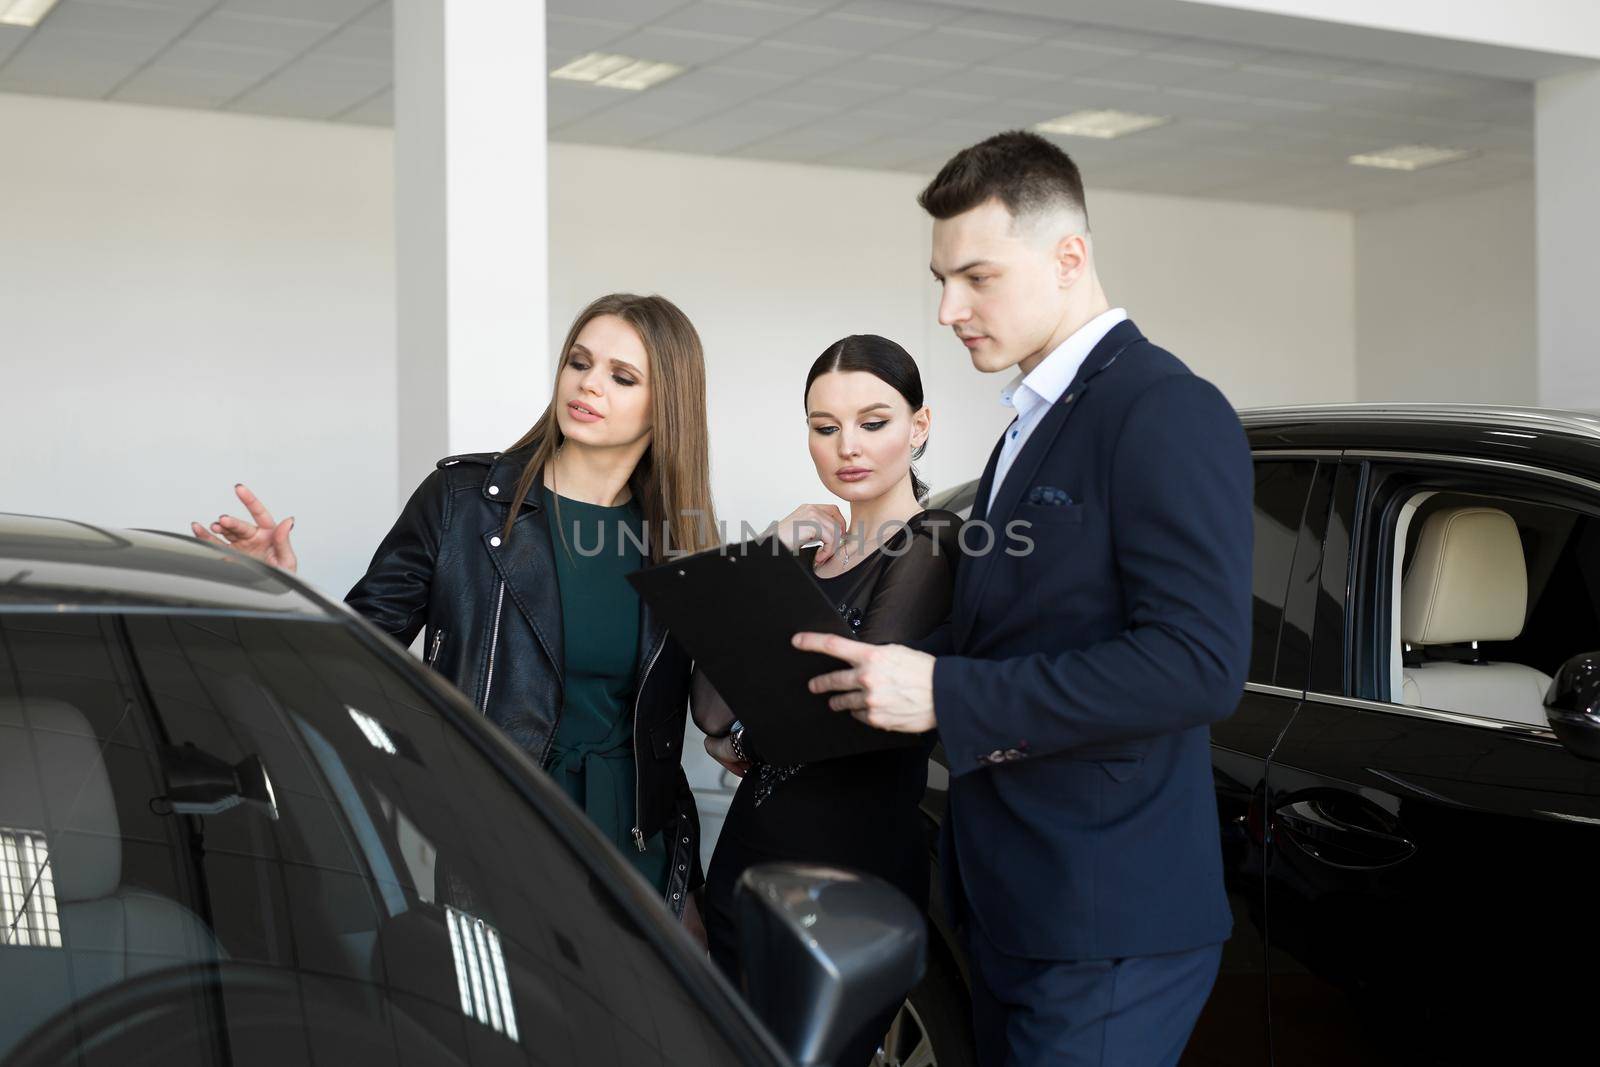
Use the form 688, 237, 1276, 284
919, 403, 1600, 1065
0, 516, 924, 1067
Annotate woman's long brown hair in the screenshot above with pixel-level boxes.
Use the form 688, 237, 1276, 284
500, 293, 717, 561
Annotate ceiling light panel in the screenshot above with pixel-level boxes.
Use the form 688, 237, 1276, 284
1036, 109, 1171, 139
1347, 144, 1475, 170
0, 0, 59, 28
550, 52, 685, 90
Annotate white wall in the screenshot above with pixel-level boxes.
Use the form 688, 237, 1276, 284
1353, 181, 1536, 404
0, 93, 397, 598
1091, 187, 1354, 411
1, 93, 1356, 599
1536, 69, 1600, 410
549, 143, 1355, 533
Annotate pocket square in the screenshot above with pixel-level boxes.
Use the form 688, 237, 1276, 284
1026, 485, 1074, 506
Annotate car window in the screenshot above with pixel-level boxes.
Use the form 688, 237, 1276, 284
1382, 488, 1600, 725
1308, 463, 1361, 695
1249, 461, 1319, 686
0, 613, 757, 1067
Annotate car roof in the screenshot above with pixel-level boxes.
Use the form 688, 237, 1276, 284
0, 513, 336, 617
1238, 403, 1600, 441
927, 404, 1600, 500
1238, 403, 1600, 481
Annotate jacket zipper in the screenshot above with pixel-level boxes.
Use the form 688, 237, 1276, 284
630, 633, 667, 852
427, 629, 446, 666
479, 582, 506, 714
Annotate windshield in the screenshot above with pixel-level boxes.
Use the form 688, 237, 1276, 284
0, 612, 757, 1066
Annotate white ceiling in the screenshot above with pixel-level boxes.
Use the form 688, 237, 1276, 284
0, 0, 1564, 211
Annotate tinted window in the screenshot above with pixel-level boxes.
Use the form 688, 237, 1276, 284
1250, 461, 1318, 685
1308, 463, 1361, 695
1276, 464, 1336, 689
0, 613, 753, 1066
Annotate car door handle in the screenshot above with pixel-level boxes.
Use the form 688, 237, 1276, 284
1274, 798, 1417, 870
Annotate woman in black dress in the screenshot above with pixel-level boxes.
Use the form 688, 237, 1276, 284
696, 334, 960, 1065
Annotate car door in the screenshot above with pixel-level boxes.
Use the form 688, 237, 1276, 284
1185, 454, 1334, 1065
1264, 454, 1600, 1065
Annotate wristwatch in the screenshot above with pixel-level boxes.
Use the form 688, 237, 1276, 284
728, 719, 749, 763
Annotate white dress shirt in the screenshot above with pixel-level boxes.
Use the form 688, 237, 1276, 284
988, 307, 1128, 511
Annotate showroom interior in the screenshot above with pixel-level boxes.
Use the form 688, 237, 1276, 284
4, 3, 1600, 1064
1, 0, 1595, 599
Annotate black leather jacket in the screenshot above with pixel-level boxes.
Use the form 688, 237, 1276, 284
344, 447, 700, 915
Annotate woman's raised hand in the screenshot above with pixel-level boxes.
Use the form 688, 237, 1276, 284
771, 504, 846, 564
190, 483, 298, 573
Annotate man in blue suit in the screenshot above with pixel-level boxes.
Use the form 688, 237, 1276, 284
795, 131, 1253, 1065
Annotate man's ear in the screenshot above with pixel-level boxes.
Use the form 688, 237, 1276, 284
1055, 232, 1090, 289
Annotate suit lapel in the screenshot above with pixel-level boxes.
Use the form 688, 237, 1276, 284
968, 429, 1006, 528
951, 429, 1007, 620
952, 319, 1144, 649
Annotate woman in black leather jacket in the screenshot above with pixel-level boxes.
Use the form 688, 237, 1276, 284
193, 293, 719, 927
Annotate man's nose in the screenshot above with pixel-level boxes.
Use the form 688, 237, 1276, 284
938, 288, 969, 327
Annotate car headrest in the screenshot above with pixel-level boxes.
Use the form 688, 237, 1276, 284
1402, 507, 1528, 647
0, 699, 121, 902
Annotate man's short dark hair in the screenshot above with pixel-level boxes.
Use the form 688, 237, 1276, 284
918, 130, 1088, 229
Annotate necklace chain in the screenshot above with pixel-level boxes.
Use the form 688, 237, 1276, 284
840, 527, 875, 566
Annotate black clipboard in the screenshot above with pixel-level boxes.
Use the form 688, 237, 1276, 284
625, 540, 922, 765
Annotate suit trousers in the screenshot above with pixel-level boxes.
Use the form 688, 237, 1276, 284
965, 922, 1222, 1067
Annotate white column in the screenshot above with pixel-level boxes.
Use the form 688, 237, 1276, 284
393, 0, 549, 500
1535, 68, 1600, 410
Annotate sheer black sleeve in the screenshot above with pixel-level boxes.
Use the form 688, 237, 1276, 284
690, 669, 736, 738
856, 519, 957, 647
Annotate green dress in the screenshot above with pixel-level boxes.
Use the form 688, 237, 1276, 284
540, 486, 670, 894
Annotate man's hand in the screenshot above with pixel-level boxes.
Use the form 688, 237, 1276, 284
704, 733, 749, 778
793, 632, 937, 733
191, 483, 298, 573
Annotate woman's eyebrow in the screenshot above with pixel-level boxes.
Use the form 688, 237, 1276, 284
570, 345, 642, 378
808, 402, 892, 418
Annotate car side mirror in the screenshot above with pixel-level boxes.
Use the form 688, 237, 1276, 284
735, 863, 925, 1067
1545, 651, 1600, 760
